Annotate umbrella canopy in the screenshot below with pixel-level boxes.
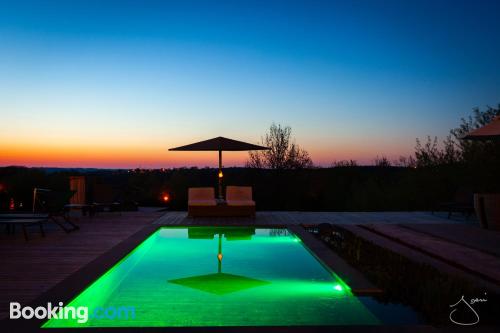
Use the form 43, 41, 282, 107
168, 273, 269, 295
169, 136, 269, 151
169, 137, 269, 198
462, 116, 500, 141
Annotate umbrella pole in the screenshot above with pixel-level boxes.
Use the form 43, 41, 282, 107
217, 233, 222, 273
218, 149, 223, 200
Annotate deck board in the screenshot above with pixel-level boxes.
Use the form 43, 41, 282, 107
399, 223, 500, 257
365, 224, 500, 284
348, 224, 500, 292
153, 210, 470, 225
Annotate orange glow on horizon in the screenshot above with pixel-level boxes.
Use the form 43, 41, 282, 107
0, 139, 412, 168
0, 141, 251, 168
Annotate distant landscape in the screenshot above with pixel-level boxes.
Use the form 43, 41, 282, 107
1, 106, 499, 212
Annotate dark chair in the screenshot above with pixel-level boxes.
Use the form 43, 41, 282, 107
188, 187, 217, 217
436, 190, 474, 219
0, 189, 79, 239
225, 186, 256, 217
32, 188, 80, 232
92, 184, 122, 213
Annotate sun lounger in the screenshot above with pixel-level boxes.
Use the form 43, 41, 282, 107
64, 203, 95, 216
31, 188, 80, 232
188, 187, 217, 217
0, 217, 46, 241
226, 186, 256, 217
187, 186, 256, 217
0, 213, 49, 220
0, 211, 78, 234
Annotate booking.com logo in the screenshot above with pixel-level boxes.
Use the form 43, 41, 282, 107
10, 302, 135, 323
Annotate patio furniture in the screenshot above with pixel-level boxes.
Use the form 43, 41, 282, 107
170, 137, 269, 199
188, 187, 217, 217
435, 190, 474, 219
226, 186, 256, 217
92, 183, 122, 213
0, 217, 46, 241
31, 188, 80, 232
187, 186, 256, 218
64, 203, 95, 216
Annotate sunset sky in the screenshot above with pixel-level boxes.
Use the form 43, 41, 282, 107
1, 0, 499, 168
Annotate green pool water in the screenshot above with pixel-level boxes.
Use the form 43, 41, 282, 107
43, 227, 381, 327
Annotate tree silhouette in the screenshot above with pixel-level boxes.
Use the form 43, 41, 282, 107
247, 123, 313, 169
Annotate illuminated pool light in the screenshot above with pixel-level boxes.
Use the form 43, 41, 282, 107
334, 284, 343, 291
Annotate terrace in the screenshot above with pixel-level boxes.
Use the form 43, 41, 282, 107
2, 0, 500, 330
1, 209, 499, 331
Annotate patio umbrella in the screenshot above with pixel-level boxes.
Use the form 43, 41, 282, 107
169, 137, 269, 199
461, 116, 500, 230
462, 116, 500, 141
168, 227, 269, 295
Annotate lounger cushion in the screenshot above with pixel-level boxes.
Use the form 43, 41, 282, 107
189, 187, 215, 199
226, 200, 255, 207
188, 187, 216, 206
226, 186, 253, 201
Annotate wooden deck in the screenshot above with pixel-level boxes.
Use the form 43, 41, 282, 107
0, 210, 163, 320
154, 210, 471, 225
2, 209, 497, 326
352, 224, 500, 291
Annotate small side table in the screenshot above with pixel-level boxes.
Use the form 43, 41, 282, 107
64, 204, 95, 217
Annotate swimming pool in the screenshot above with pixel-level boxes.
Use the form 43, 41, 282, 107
43, 227, 383, 327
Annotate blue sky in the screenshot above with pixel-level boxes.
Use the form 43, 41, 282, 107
0, 0, 499, 167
